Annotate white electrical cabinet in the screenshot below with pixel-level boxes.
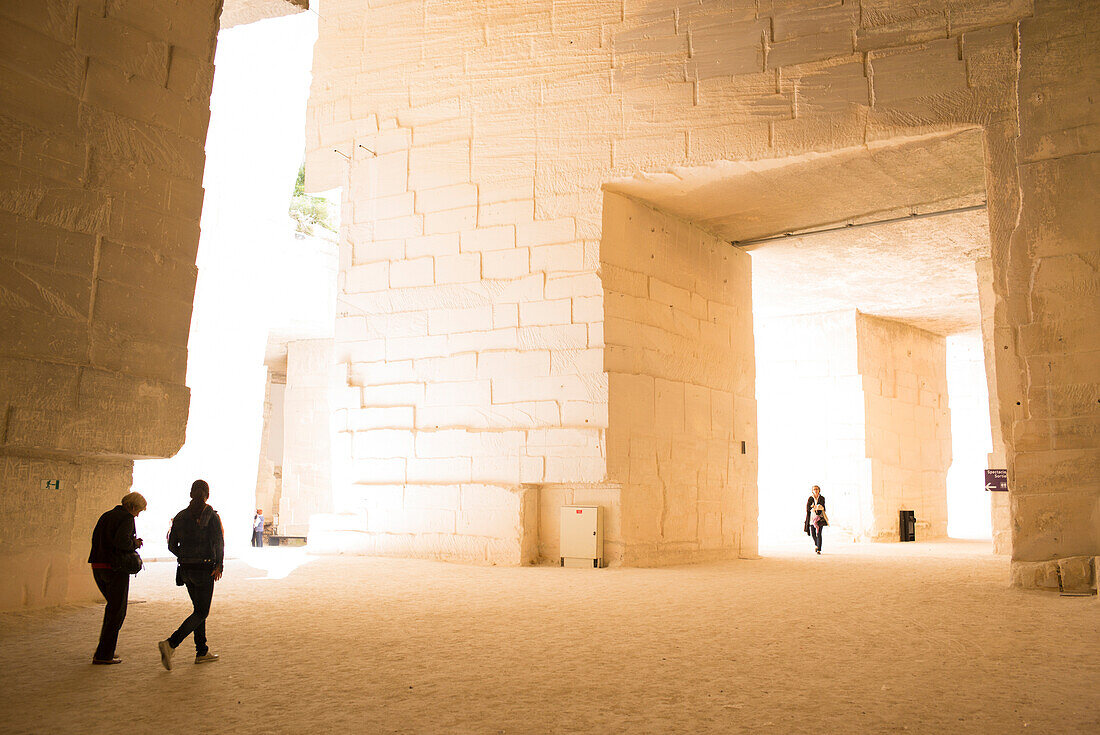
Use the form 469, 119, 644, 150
560, 505, 603, 568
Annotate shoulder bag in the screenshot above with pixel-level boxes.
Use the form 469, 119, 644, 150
113, 550, 143, 574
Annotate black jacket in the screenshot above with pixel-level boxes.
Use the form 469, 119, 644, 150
168, 504, 225, 571
804, 493, 827, 535
88, 505, 139, 565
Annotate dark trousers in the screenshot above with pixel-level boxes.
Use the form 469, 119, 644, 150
92, 568, 129, 660
810, 524, 824, 552
168, 567, 215, 655
251, 530, 263, 547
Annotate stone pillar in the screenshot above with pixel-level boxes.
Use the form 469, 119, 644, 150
301, 0, 1098, 576
253, 370, 285, 528
602, 193, 757, 564
857, 314, 951, 540
280, 340, 335, 536
1007, 0, 1100, 588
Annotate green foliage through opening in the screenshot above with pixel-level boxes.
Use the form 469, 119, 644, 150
289, 163, 336, 236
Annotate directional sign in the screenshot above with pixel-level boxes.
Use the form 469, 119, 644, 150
984, 469, 1008, 492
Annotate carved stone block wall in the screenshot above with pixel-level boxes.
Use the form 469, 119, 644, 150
0, 0, 222, 609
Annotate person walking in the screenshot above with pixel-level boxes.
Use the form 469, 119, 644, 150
804, 485, 828, 554
159, 480, 224, 670
252, 508, 264, 547
88, 492, 146, 665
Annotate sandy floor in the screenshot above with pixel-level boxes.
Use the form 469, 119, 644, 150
0, 541, 1096, 734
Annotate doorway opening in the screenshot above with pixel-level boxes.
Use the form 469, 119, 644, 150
131, 11, 334, 564
604, 127, 1001, 552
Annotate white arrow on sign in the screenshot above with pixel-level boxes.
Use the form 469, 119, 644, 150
985, 483, 996, 491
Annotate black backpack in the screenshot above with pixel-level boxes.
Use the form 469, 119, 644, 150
170, 507, 218, 565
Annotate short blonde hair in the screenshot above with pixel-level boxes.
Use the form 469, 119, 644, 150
121, 492, 147, 513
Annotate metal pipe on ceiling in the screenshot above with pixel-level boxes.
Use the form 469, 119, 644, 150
730, 203, 988, 248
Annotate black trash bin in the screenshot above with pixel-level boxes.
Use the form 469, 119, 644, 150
899, 510, 916, 542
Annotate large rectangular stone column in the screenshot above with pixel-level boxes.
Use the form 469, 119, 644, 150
602, 193, 757, 564
253, 371, 285, 531
1007, 1, 1100, 589
280, 339, 335, 536
857, 314, 951, 540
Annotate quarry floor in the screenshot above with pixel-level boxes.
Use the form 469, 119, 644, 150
0, 541, 1097, 734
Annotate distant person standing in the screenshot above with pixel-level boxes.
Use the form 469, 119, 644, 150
804, 485, 828, 554
88, 492, 147, 665
159, 480, 224, 670
252, 508, 264, 547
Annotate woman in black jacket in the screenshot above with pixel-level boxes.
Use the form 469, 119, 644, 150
158, 479, 224, 670
804, 485, 828, 554
88, 492, 146, 664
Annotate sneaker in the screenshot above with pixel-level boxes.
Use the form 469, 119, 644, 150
158, 639, 175, 671
92, 656, 122, 665
195, 652, 219, 664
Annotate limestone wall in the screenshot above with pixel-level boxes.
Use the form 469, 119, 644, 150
857, 314, 951, 539
603, 193, 756, 564
300, 0, 1098, 575
756, 311, 867, 542
0, 0, 221, 609
302, 1, 1029, 567
1, 0, 1092, 591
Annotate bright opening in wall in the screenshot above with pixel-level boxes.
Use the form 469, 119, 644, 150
605, 128, 999, 551
747, 210, 994, 546
131, 12, 329, 566
742, 132, 996, 546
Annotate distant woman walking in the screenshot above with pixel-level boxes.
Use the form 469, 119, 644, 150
88, 492, 147, 664
159, 480, 224, 670
804, 485, 828, 554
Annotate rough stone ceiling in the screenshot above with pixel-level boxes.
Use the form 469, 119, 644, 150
604, 128, 987, 243
605, 128, 990, 335
221, 0, 308, 30
746, 208, 990, 336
